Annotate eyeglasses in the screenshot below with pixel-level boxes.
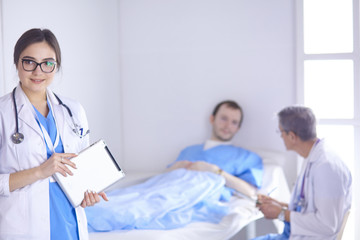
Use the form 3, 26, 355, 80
21, 59, 57, 73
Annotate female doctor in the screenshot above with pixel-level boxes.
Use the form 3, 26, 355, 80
0, 28, 108, 240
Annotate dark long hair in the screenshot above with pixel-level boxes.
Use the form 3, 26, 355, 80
14, 28, 61, 70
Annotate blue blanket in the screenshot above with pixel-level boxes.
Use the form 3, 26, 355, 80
86, 169, 229, 232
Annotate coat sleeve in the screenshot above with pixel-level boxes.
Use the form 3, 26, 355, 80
0, 111, 10, 197
290, 162, 351, 237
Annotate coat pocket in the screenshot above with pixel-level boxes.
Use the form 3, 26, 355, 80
0, 191, 30, 235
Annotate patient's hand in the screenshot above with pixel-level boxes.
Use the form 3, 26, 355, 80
167, 160, 192, 171
187, 161, 218, 173
168, 160, 218, 174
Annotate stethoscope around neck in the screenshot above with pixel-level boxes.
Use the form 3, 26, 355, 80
11, 87, 90, 144
295, 163, 311, 211
294, 139, 320, 211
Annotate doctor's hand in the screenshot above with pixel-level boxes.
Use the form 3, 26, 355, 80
81, 191, 109, 208
38, 153, 78, 179
256, 194, 288, 208
257, 194, 275, 206
257, 195, 283, 219
258, 200, 282, 219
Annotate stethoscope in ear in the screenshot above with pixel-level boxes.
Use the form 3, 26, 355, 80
11, 87, 90, 144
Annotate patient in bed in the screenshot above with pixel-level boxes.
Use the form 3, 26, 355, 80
86, 100, 263, 232
168, 100, 263, 200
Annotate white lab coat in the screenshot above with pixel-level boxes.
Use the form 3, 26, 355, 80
0, 85, 90, 240
289, 139, 352, 240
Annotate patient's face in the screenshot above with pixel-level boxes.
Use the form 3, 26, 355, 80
210, 105, 241, 142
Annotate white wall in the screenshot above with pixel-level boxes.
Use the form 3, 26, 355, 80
118, 0, 297, 183
0, 0, 297, 185
0, 0, 4, 94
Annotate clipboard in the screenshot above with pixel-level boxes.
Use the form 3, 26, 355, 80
53, 139, 125, 208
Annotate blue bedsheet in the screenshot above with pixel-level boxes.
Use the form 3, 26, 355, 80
86, 169, 229, 232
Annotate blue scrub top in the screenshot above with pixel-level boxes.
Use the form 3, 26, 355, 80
33, 103, 79, 240
175, 144, 263, 201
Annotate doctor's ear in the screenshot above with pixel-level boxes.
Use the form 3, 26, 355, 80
288, 131, 298, 141
210, 115, 215, 125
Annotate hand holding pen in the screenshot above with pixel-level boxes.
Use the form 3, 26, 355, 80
256, 187, 289, 219
233, 186, 279, 205
256, 187, 277, 206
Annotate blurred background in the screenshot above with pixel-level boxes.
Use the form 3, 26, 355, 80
0, 1, 358, 238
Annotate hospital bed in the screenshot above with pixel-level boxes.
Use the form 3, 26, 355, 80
89, 150, 290, 240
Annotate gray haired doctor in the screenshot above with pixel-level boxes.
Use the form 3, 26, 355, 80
253, 106, 352, 240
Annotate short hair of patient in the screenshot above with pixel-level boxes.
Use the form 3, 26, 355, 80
278, 106, 317, 141
14, 28, 62, 70
212, 100, 243, 127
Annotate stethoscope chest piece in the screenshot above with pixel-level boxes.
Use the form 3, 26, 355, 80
11, 87, 24, 144
11, 132, 24, 144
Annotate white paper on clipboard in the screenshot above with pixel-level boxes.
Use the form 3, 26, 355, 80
53, 139, 125, 208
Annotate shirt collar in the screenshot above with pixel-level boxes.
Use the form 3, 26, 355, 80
203, 139, 232, 150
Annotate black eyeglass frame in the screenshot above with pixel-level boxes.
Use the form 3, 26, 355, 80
21, 59, 57, 73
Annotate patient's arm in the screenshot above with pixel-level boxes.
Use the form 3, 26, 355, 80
221, 171, 257, 198
187, 161, 257, 198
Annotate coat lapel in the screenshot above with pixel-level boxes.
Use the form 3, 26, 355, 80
15, 85, 43, 138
